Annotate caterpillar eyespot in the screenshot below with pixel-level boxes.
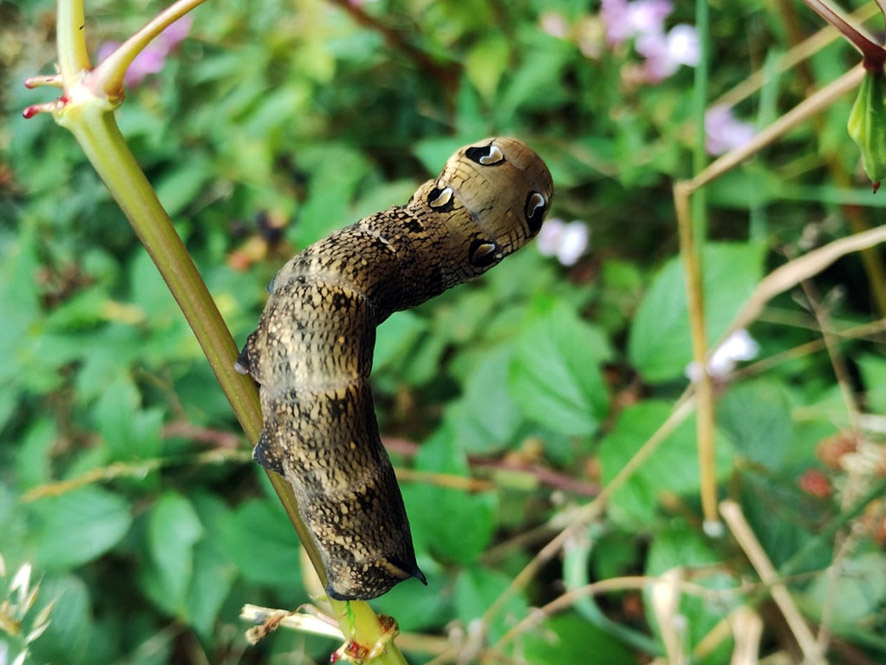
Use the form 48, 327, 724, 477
465, 143, 505, 166
525, 192, 547, 234
238, 137, 553, 600
469, 240, 500, 268
427, 186, 454, 210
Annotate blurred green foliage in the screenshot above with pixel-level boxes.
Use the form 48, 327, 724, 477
2, 0, 886, 663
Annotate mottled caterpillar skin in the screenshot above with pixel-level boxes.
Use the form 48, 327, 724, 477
236, 137, 553, 600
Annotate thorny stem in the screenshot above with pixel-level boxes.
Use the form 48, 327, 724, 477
803, 0, 886, 71
26, 2, 407, 663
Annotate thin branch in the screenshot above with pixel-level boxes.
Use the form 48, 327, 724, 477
162, 421, 242, 448
686, 65, 866, 195
712, 2, 881, 111
21, 449, 251, 502
723, 223, 886, 342
720, 500, 825, 665
674, 181, 718, 527
92, 0, 210, 98
384, 437, 599, 497
792, 264, 861, 431
479, 396, 697, 642
325, 0, 460, 97
802, 0, 886, 70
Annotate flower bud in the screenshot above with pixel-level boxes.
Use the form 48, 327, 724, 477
848, 68, 886, 192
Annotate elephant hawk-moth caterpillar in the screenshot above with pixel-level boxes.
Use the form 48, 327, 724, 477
235, 137, 553, 600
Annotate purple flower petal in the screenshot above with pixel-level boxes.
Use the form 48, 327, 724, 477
96, 15, 192, 88
157, 15, 192, 54
626, 0, 673, 37
665, 24, 699, 66
556, 221, 591, 266
124, 47, 167, 86
706, 105, 756, 155
97, 41, 121, 64
537, 218, 566, 257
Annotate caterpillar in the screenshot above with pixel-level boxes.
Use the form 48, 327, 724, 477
235, 137, 553, 600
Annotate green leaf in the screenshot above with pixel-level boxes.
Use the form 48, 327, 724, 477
93, 375, 163, 461
454, 567, 528, 642
465, 33, 510, 101
738, 472, 821, 572
186, 539, 236, 637
402, 428, 496, 562
414, 137, 474, 174
522, 615, 635, 665
805, 551, 886, 627
27, 575, 93, 665
858, 353, 886, 414
34, 487, 132, 570
155, 158, 214, 217
848, 69, 886, 188
447, 345, 523, 454
146, 492, 204, 615
499, 29, 572, 116
374, 310, 428, 371
372, 562, 451, 633
718, 379, 793, 469
221, 498, 303, 589
645, 522, 737, 663
509, 298, 611, 436
597, 401, 734, 528
293, 144, 371, 246
16, 419, 57, 490
129, 251, 180, 327
628, 242, 766, 383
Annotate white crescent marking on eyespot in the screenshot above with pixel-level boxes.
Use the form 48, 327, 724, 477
479, 145, 504, 165
528, 192, 546, 215
474, 243, 496, 258
429, 187, 454, 208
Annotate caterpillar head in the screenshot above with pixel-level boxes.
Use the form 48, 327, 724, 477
409, 137, 554, 278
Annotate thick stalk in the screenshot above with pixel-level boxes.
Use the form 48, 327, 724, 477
41, 1, 408, 662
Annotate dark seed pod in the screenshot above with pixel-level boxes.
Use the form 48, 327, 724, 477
237, 137, 554, 600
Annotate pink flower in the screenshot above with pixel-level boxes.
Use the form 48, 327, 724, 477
602, 0, 673, 46
636, 23, 700, 81
599, 0, 697, 82
685, 329, 760, 382
97, 15, 192, 87
537, 219, 591, 266
705, 106, 756, 156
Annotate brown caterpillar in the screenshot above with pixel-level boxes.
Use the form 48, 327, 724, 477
235, 137, 553, 600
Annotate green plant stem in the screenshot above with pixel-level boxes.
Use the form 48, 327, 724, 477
691, 0, 709, 250
674, 183, 718, 527
687, 0, 719, 529
56, 0, 90, 86
63, 108, 267, 443
45, 2, 408, 663
563, 532, 661, 655
94, 0, 210, 98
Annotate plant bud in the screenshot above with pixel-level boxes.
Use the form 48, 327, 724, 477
848, 68, 886, 192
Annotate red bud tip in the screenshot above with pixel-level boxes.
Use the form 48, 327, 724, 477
22, 105, 40, 119
874, 181, 881, 194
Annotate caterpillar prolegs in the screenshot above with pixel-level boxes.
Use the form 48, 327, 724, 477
236, 137, 554, 600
